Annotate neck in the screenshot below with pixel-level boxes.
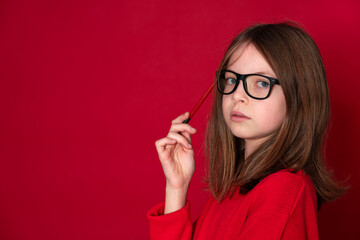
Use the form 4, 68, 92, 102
244, 139, 264, 160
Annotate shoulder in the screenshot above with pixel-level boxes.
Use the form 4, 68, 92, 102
258, 169, 309, 192
247, 169, 316, 214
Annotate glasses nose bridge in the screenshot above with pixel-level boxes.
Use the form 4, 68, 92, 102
235, 73, 247, 91
232, 73, 248, 97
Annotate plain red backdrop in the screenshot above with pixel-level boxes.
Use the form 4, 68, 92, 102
0, 0, 359, 239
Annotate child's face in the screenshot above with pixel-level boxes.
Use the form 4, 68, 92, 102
222, 43, 286, 150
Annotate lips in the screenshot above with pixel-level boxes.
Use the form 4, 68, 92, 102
230, 111, 250, 121
231, 111, 249, 118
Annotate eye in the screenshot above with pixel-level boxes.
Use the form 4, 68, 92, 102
256, 80, 270, 88
226, 78, 237, 85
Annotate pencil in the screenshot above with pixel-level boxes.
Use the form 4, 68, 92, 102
183, 82, 214, 123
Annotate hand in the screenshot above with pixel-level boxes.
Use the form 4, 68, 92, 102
155, 112, 197, 213
155, 112, 196, 190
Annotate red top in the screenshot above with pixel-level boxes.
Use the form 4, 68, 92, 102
147, 170, 319, 239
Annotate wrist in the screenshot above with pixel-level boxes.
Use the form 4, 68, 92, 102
164, 183, 189, 214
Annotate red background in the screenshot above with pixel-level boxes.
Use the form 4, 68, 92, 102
0, 0, 359, 239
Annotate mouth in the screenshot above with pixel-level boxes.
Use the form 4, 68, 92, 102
230, 111, 250, 121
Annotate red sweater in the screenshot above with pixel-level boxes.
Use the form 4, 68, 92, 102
147, 170, 319, 239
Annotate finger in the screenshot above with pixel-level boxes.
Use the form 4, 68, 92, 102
182, 131, 191, 142
155, 137, 176, 152
167, 132, 193, 149
169, 123, 196, 135
169, 123, 196, 143
171, 112, 190, 124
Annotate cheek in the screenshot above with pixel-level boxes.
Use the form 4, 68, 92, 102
255, 104, 285, 135
270, 108, 286, 127
222, 95, 228, 113
222, 95, 232, 123
260, 97, 287, 129
222, 94, 232, 110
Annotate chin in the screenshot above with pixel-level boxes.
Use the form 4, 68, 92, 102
229, 130, 250, 139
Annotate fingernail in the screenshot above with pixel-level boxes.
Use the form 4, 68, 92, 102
192, 128, 196, 132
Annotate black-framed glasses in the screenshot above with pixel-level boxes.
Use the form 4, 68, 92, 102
217, 70, 280, 100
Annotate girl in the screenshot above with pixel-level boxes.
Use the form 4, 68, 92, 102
147, 22, 345, 239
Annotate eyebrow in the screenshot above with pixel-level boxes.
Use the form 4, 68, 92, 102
228, 69, 276, 78
252, 71, 274, 76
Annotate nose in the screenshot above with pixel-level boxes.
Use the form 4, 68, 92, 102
231, 80, 249, 103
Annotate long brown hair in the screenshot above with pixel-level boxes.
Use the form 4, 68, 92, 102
205, 22, 346, 207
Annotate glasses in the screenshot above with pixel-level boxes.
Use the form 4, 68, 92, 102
217, 70, 280, 100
